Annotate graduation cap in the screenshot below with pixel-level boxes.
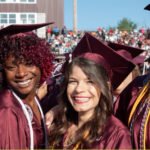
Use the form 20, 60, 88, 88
70, 32, 135, 90
0, 22, 54, 37
107, 42, 145, 65
144, 4, 150, 11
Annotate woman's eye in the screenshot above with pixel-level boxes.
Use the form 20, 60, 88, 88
5, 66, 16, 71
26, 62, 34, 66
68, 80, 77, 84
87, 80, 94, 84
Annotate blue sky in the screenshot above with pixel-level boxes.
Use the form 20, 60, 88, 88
64, 0, 150, 31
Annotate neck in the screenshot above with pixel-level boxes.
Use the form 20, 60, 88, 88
78, 110, 94, 127
24, 94, 36, 107
12, 89, 36, 106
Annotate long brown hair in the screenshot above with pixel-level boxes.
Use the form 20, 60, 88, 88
49, 57, 113, 148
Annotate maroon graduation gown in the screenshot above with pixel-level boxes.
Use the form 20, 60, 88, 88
89, 115, 132, 149
55, 115, 132, 149
114, 75, 150, 149
0, 89, 45, 149
113, 75, 146, 126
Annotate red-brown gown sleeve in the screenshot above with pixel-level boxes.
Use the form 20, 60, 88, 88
0, 89, 46, 149
0, 107, 30, 149
113, 75, 150, 149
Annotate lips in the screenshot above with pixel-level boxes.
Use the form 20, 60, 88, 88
16, 79, 32, 88
73, 96, 90, 104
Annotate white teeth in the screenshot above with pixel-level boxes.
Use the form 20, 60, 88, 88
74, 98, 89, 102
17, 79, 31, 87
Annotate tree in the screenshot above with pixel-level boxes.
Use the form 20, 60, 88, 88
117, 18, 137, 32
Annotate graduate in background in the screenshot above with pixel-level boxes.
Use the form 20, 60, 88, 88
113, 64, 150, 149
107, 42, 145, 100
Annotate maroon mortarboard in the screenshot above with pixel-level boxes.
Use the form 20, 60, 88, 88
114, 50, 145, 65
107, 42, 145, 58
71, 32, 135, 90
144, 4, 150, 11
0, 22, 54, 37
107, 42, 145, 65
132, 55, 145, 65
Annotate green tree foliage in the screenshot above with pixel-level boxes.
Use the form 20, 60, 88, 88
117, 18, 137, 32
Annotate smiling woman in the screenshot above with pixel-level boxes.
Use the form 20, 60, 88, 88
47, 33, 133, 149
67, 62, 102, 116
48, 56, 132, 149
0, 23, 54, 149
4, 55, 42, 98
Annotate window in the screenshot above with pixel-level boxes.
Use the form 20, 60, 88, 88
20, 0, 36, 3
0, 13, 36, 25
0, 13, 16, 24
0, 0, 36, 3
20, 14, 27, 24
9, 0, 16, 2
0, 0, 6, 2
28, 14, 35, 23
9, 14, 16, 23
20, 13, 36, 24
0, 0, 16, 2
0, 14, 7, 23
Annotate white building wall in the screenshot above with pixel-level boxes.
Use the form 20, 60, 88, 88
36, 13, 46, 38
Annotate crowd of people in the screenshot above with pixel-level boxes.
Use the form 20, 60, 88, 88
0, 22, 149, 149
47, 26, 150, 56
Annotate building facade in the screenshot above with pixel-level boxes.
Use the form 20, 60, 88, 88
0, 0, 64, 37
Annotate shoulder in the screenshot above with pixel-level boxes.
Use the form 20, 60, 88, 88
93, 115, 132, 149
101, 115, 132, 148
94, 115, 131, 142
0, 89, 20, 108
104, 115, 131, 137
0, 89, 24, 118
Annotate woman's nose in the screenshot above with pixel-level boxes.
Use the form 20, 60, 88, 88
75, 82, 86, 93
15, 64, 28, 77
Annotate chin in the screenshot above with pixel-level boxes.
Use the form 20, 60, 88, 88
74, 107, 88, 112
13, 88, 34, 99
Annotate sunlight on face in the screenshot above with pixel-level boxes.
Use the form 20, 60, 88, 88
4, 55, 41, 98
67, 65, 101, 117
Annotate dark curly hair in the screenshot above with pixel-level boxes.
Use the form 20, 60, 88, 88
48, 57, 113, 149
0, 32, 54, 85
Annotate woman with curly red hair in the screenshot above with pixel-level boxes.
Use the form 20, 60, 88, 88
0, 23, 54, 149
